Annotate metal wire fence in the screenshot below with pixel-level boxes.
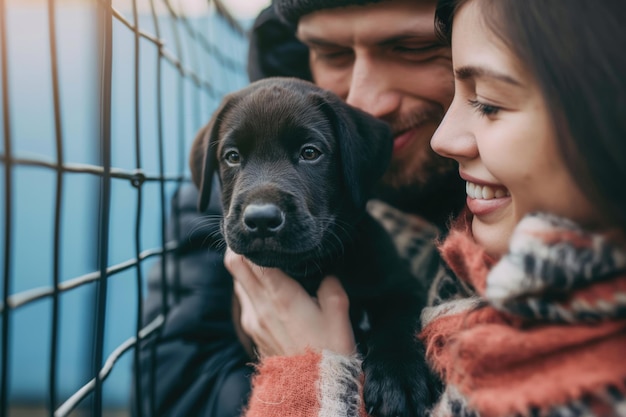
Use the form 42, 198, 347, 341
0, 0, 248, 415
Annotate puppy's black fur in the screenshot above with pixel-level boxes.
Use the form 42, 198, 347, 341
190, 77, 436, 417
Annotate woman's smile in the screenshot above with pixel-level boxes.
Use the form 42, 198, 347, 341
465, 180, 511, 217
430, 0, 598, 257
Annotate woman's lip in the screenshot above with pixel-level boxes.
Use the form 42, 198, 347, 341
466, 195, 511, 216
459, 171, 501, 187
462, 173, 511, 216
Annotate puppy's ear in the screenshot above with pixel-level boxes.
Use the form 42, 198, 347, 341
189, 122, 211, 191
314, 91, 393, 209
189, 95, 239, 212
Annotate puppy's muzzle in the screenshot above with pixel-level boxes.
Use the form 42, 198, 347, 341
242, 203, 285, 237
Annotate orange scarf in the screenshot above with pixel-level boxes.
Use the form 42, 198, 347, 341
421, 213, 626, 417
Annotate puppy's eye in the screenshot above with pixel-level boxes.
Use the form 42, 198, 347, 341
225, 150, 241, 165
300, 146, 322, 161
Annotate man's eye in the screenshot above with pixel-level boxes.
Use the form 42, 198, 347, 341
225, 150, 241, 164
319, 50, 350, 59
300, 146, 322, 161
393, 44, 447, 60
313, 49, 353, 65
395, 44, 439, 52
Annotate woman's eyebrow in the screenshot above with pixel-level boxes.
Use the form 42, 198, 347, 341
455, 65, 522, 86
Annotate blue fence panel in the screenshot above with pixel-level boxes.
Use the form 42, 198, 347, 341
0, 0, 252, 414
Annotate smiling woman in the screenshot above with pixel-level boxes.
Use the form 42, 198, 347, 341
431, 0, 599, 258
432, 0, 625, 258
424, 0, 626, 415
220, 1, 626, 416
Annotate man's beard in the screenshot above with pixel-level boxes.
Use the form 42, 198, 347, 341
373, 110, 465, 225
380, 108, 455, 189
381, 142, 457, 189
374, 159, 465, 228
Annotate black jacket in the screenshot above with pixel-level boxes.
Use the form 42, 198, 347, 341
136, 183, 253, 417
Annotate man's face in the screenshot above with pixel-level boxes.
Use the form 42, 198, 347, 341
297, 0, 456, 190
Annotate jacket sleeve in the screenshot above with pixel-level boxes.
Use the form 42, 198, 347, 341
244, 350, 367, 417
134, 183, 253, 417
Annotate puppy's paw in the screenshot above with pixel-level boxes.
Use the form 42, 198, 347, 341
362, 349, 435, 417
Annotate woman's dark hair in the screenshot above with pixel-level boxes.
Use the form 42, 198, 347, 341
435, 0, 626, 232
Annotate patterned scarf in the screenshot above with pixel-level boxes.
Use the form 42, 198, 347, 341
421, 212, 626, 417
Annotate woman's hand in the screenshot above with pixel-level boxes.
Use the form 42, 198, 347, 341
224, 248, 356, 358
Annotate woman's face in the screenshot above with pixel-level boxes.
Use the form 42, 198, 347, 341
431, 0, 599, 258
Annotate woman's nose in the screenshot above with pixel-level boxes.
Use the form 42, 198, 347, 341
430, 97, 477, 161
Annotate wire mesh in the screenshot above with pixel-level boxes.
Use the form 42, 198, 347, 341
0, 0, 249, 415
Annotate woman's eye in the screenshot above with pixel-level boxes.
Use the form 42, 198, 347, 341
467, 99, 501, 117
225, 150, 241, 164
300, 146, 322, 161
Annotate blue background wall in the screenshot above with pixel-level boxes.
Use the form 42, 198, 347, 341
0, 1, 249, 411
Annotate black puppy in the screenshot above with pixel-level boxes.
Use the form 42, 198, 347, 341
190, 77, 435, 417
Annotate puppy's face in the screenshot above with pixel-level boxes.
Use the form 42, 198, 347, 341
218, 91, 343, 267
191, 78, 392, 270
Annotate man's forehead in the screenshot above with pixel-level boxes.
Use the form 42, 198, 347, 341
296, 0, 438, 46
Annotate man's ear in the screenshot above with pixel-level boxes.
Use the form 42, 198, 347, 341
313, 90, 393, 209
189, 94, 239, 212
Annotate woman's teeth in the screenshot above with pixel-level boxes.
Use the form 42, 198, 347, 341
466, 181, 510, 200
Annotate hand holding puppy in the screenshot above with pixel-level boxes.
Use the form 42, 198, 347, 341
225, 248, 357, 359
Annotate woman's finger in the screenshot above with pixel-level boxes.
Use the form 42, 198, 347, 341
225, 248, 263, 296
241, 255, 303, 299
233, 280, 258, 337
227, 249, 356, 357
317, 275, 350, 316
234, 274, 294, 358
317, 276, 355, 355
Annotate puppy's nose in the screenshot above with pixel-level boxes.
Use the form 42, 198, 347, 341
243, 204, 285, 235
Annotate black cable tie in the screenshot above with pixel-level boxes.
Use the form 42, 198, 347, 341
130, 171, 146, 188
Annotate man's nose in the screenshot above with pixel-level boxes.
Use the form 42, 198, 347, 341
345, 56, 401, 118
430, 97, 477, 161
